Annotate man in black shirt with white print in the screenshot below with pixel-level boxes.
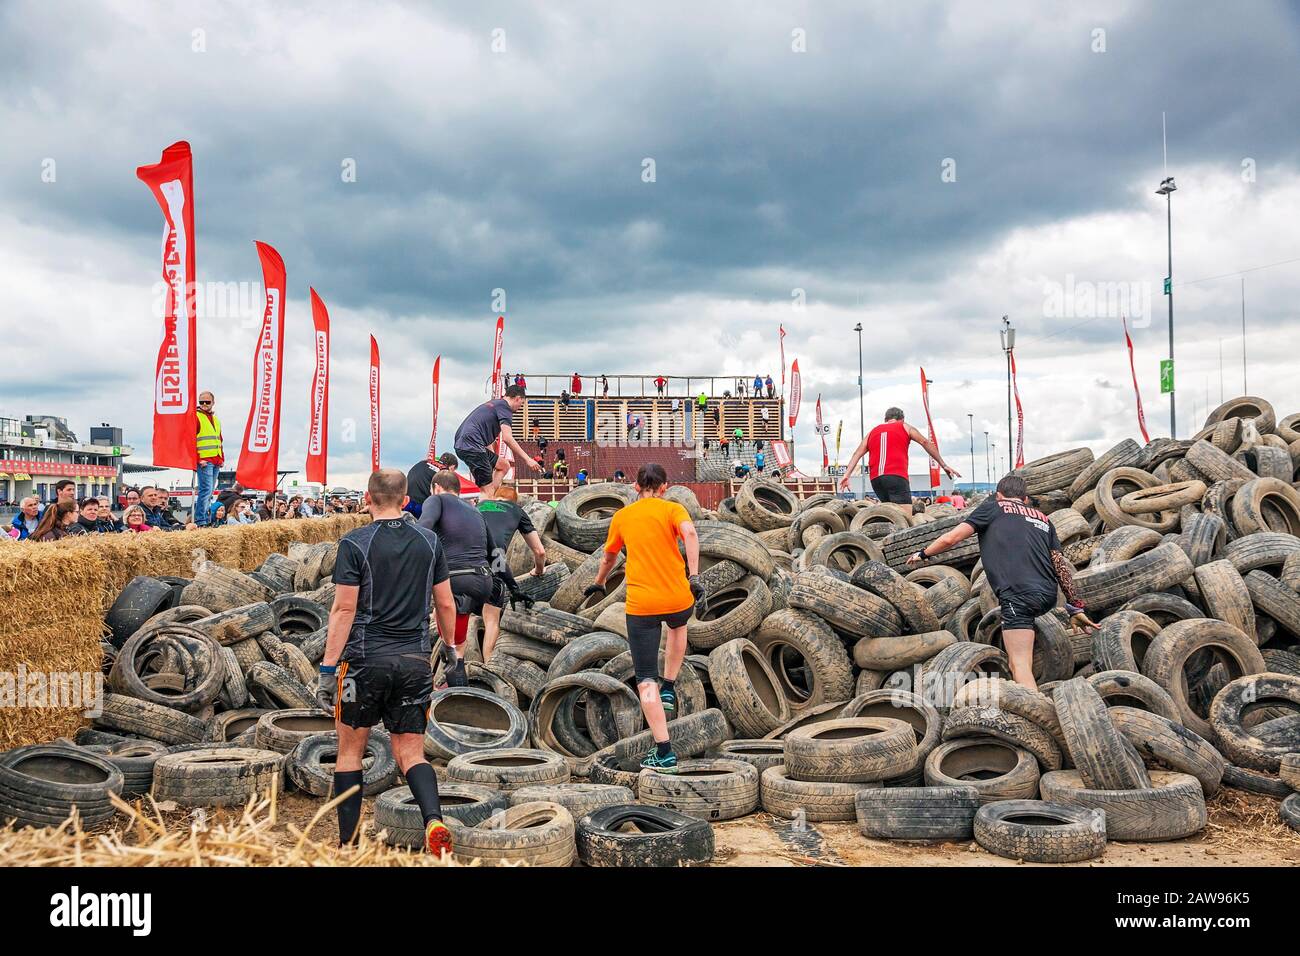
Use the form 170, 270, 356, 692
907, 474, 1097, 691
316, 468, 458, 856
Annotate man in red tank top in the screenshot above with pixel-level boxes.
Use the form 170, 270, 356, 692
840, 407, 960, 503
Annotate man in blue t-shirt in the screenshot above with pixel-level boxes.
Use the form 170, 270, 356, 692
452, 384, 540, 498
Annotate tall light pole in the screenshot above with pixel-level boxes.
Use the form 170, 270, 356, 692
1157, 174, 1177, 436
999, 316, 1015, 471
983, 431, 990, 487
991, 441, 997, 482
967, 413, 975, 494
853, 322, 865, 472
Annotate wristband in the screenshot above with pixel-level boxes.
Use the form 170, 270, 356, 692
319, 664, 337, 675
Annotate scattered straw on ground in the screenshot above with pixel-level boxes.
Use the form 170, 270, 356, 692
1204, 788, 1299, 852
0, 787, 463, 867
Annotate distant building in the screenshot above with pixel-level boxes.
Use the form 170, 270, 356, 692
0, 417, 134, 504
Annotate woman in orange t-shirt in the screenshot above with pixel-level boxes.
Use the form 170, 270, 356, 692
584, 463, 701, 772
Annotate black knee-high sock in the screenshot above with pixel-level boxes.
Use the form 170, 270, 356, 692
405, 762, 443, 825
334, 770, 365, 845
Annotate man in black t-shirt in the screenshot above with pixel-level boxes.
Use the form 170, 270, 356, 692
453, 384, 540, 498
476, 484, 546, 660
419, 471, 523, 686
906, 474, 1096, 691
316, 468, 458, 856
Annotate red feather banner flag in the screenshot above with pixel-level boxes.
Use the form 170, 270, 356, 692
788, 359, 802, 428
369, 335, 381, 472
305, 288, 330, 485
1010, 350, 1025, 468
1123, 317, 1151, 444
426, 356, 441, 463
135, 141, 198, 470
235, 242, 286, 492
919, 367, 941, 489
779, 325, 786, 396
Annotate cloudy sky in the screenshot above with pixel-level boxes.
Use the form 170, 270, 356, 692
2, 1, 1299, 488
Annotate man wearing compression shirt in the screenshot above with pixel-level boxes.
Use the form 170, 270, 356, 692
419, 471, 522, 686
907, 474, 1098, 691
453, 384, 540, 499
477, 484, 546, 661
840, 407, 960, 504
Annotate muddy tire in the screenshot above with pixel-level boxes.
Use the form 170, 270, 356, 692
95, 693, 207, 745
710, 739, 786, 773
1072, 542, 1194, 613
1140, 618, 1265, 741
151, 747, 283, 807
576, 804, 714, 866
246, 660, 317, 710
923, 738, 1040, 804
423, 687, 529, 761
447, 801, 576, 867
1086, 670, 1181, 723
707, 638, 791, 738
510, 782, 634, 819
788, 570, 903, 638
855, 785, 980, 841
1092, 611, 1163, 673
735, 479, 799, 532
106, 576, 178, 649
783, 717, 918, 783
0, 745, 123, 829
942, 706, 1062, 772
1108, 706, 1226, 797
1193, 560, 1256, 637
638, 758, 759, 820
179, 563, 273, 614
974, 799, 1107, 863
686, 574, 771, 651
694, 520, 776, 580
253, 709, 335, 754
374, 783, 507, 847
285, 731, 397, 796
1209, 673, 1300, 772
759, 765, 881, 821
752, 609, 854, 711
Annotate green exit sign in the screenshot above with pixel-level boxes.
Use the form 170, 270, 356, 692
1163, 277, 1171, 295
1160, 359, 1174, 394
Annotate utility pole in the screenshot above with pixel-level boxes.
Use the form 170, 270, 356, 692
984, 431, 990, 487
853, 323, 865, 472
967, 413, 975, 494
1157, 113, 1177, 436
1000, 316, 1015, 471
1241, 276, 1247, 393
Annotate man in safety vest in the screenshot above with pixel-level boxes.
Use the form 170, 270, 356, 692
195, 391, 224, 525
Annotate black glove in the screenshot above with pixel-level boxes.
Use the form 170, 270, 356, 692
583, 583, 607, 600
316, 665, 337, 714
508, 586, 535, 611
688, 574, 705, 603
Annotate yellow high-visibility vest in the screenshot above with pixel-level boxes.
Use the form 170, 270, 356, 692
196, 411, 223, 460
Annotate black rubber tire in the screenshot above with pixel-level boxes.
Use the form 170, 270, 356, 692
761, 702, 850, 741
735, 478, 799, 532
1193, 560, 1256, 637
1221, 763, 1293, 799
851, 560, 943, 633
710, 739, 785, 773
95, 693, 207, 745
1282, 752, 1300, 791
1115, 592, 1204, 628
941, 706, 1062, 772
1092, 611, 1163, 673
374, 783, 508, 847
1054, 678, 1150, 790
555, 482, 636, 551
509, 782, 635, 819
483, 654, 547, 703
206, 707, 271, 743
446, 801, 576, 867
855, 785, 980, 841
974, 799, 1107, 863
638, 757, 759, 820
1073, 543, 1195, 614
270, 595, 329, 639
788, 570, 904, 638
1108, 706, 1226, 797
707, 638, 791, 738
1039, 769, 1206, 841
446, 748, 570, 793
853, 630, 955, 672
600, 649, 707, 720
0, 745, 123, 828
285, 731, 397, 796
1014, 447, 1095, 495
1244, 569, 1300, 637
881, 515, 982, 572
923, 739, 1040, 804
179, 563, 274, 614
106, 576, 178, 649
752, 608, 854, 711
694, 520, 776, 580
97, 740, 168, 799
499, 605, 593, 647
1209, 673, 1300, 771
802, 532, 884, 577
759, 765, 881, 821
528, 673, 643, 762
516, 564, 570, 604
151, 747, 284, 807
1230, 477, 1300, 536
588, 753, 643, 793
577, 804, 714, 866
918, 642, 1010, 712
1086, 670, 1181, 724
253, 709, 336, 754
1281, 792, 1300, 832
545, 631, 629, 679
593, 708, 729, 773
686, 574, 772, 651
246, 660, 317, 710
1140, 618, 1265, 741
109, 623, 226, 712
1068, 438, 1144, 499
189, 602, 278, 646
422, 687, 529, 761
783, 717, 918, 783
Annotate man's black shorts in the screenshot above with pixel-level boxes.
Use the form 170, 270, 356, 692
337, 654, 432, 735
484, 575, 508, 610
456, 446, 499, 487
998, 588, 1057, 630
449, 568, 494, 615
870, 474, 912, 504
625, 606, 694, 684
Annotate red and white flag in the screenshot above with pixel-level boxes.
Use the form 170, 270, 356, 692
305, 288, 330, 485
426, 356, 441, 463
815, 394, 828, 469
788, 359, 802, 428
489, 316, 515, 478
136, 142, 198, 470
235, 241, 286, 491
1010, 350, 1025, 468
369, 335, 381, 472
1123, 317, 1151, 444
919, 367, 941, 489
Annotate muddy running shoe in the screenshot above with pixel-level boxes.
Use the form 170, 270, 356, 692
425, 819, 453, 857
640, 747, 678, 773
659, 687, 677, 715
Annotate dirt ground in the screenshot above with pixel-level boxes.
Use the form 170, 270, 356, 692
193, 786, 1299, 867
